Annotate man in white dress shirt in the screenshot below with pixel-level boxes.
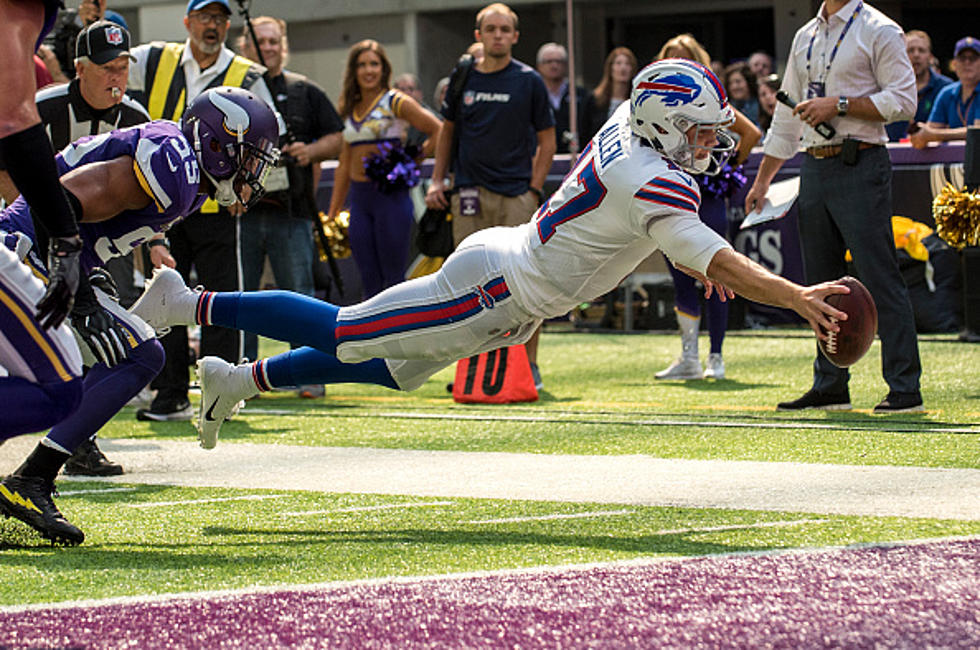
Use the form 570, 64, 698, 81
744, 0, 923, 414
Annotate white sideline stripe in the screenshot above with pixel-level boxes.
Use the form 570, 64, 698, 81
245, 408, 980, 435
127, 494, 289, 508
283, 501, 455, 517
467, 509, 633, 524
58, 487, 137, 497
1, 534, 976, 614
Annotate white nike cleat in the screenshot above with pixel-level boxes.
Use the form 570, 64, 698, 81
654, 356, 703, 380
195, 357, 258, 449
130, 267, 200, 335
703, 353, 726, 379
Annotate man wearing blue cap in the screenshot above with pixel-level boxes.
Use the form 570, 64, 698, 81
911, 36, 980, 148
126, 0, 280, 422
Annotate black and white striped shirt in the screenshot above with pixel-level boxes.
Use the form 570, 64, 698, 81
36, 78, 151, 152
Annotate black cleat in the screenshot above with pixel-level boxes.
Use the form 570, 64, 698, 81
777, 388, 851, 411
63, 439, 124, 476
0, 475, 84, 545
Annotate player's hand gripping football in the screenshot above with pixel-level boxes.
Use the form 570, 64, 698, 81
70, 280, 130, 367
36, 235, 84, 329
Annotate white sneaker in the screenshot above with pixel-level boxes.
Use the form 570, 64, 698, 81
703, 353, 725, 379
655, 357, 703, 380
195, 357, 258, 450
130, 267, 200, 335
126, 386, 156, 409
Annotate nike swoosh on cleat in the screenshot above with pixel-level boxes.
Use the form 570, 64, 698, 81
204, 397, 220, 422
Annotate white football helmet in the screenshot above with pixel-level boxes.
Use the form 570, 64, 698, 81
629, 59, 735, 175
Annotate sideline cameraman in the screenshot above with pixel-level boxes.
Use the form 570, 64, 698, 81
42, 0, 128, 83
238, 15, 342, 397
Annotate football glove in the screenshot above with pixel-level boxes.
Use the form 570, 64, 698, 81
70, 283, 129, 368
36, 235, 83, 330
87, 267, 119, 302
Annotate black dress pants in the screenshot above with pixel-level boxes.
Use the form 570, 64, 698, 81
151, 208, 243, 401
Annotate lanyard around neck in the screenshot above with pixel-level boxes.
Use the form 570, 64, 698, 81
806, 2, 863, 83
957, 88, 976, 127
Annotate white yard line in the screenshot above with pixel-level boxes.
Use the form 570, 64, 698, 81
467, 509, 634, 524
127, 494, 289, 508
283, 500, 454, 517
57, 487, 137, 497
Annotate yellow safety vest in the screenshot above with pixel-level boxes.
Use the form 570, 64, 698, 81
141, 42, 261, 212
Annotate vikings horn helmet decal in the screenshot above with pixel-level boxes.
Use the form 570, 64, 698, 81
181, 87, 279, 209
210, 90, 252, 139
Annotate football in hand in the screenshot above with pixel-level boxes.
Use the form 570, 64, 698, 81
818, 276, 877, 368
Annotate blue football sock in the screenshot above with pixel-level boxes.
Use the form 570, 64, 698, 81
263, 346, 398, 390
207, 291, 339, 356
46, 340, 165, 452
0, 376, 83, 440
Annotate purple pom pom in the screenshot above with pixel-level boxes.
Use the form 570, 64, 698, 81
363, 141, 421, 194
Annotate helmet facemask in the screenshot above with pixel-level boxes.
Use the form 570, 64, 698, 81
674, 118, 736, 176
193, 120, 279, 209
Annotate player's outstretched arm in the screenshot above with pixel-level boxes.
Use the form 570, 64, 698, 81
705, 248, 848, 341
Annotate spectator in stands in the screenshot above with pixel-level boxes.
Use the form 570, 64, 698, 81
433, 77, 450, 111
424, 2, 555, 390
126, 0, 278, 421
723, 61, 761, 127
748, 51, 774, 79
654, 34, 762, 380
394, 72, 441, 149
910, 36, 979, 149
586, 46, 637, 144
886, 30, 953, 141
43, 0, 128, 82
757, 73, 780, 134
328, 39, 441, 299
536, 42, 590, 154
238, 15, 343, 399
745, 0, 922, 413
467, 41, 485, 64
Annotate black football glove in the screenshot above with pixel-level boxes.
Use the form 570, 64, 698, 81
70, 283, 130, 368
36, 235, 83, 330
87, 267, 119, 302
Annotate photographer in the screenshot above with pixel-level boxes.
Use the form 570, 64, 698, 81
43, 0, 129, 82
238, 15, 343, 398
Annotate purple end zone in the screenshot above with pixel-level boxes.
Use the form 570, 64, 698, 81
1, 539, 977, 649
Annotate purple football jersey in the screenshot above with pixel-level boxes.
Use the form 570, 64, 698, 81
0, 120, 206, 272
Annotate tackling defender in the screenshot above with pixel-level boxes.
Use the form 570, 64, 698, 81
133, 60, 850, 448
0, 87, 280, 545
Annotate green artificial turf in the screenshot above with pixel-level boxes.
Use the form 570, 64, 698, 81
101, 332, 980, 467
2, 483, 978, 605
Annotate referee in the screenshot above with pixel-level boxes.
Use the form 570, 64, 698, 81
0, 20, 152, 477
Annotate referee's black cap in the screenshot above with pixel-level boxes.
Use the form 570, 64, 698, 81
76, 20, 136, 65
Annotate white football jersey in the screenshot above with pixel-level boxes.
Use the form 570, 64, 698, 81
498, 102, 732, 318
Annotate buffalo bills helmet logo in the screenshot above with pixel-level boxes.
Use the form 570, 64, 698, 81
635, 73, 702, 108
105, 26, 124, 46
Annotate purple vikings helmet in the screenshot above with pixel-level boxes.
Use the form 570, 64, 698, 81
181, 87, 280, 209
629, 59, 735, 175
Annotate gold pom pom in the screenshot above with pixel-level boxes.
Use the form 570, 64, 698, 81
316, 210, 351, 260
933, 183, 980, 250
